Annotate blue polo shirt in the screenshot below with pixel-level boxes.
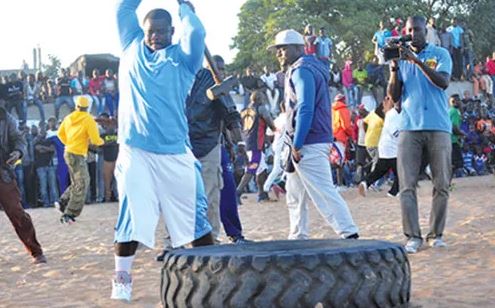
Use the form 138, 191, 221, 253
373, 30, 392, 49
315, 36, 333, 58
398, 43, 452, 133
447, 25, 464, 48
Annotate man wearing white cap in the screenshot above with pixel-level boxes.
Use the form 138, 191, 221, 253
268, 29, 359, 240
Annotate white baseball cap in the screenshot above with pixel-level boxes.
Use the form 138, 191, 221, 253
267, 29, 305, 51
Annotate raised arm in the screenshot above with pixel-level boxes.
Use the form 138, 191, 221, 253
178, 3, 206, 74
116, 0, 143, 51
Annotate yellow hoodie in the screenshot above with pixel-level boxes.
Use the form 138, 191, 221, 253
57, 110, 104, 156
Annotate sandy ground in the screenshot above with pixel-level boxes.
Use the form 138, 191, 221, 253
0, 175, 494, 307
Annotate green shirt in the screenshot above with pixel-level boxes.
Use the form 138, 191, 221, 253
449, 107, 461, 144
352, 69, 368, 85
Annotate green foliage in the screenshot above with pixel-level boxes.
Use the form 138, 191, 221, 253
231, 0, 493, 70
465, 0, 495, 59
42, 54, 61, 79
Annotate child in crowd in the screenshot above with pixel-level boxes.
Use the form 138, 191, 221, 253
473, 146, 488, 175
462, 144, 476, 176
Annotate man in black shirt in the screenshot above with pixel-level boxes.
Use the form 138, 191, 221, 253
239, 67, 264, 109
54, 68, 75, 120
34, 126, 59, 207
5, 73, 26, 124
99, 113, 119, 202
0, 95, 47, 264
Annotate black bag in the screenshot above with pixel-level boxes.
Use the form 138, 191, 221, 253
285, 150, 296, 173
280, 142, 296, 173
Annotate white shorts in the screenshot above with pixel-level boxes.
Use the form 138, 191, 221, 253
114, 145, 212, 248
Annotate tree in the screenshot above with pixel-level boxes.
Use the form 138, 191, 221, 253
465, 0, 495, 59
231, 0, 494, 71
42, 54, 61, 79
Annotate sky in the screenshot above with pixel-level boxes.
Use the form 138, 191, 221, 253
0, 0, 246, 71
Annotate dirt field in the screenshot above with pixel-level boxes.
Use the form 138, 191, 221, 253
0, 175, 493, 307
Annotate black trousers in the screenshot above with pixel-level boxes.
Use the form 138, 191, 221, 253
87, 161, 97, 202
452, 48, 463, 79
364, 157, 399, 196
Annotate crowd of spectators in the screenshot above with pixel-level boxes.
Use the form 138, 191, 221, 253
229, 17, 495, 197
0, 68, 119, 208
2, 14, 495, 206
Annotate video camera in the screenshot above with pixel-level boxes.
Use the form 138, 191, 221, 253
383, 34, 412, 61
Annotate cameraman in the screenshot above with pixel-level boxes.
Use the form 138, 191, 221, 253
388, 16, 452, 254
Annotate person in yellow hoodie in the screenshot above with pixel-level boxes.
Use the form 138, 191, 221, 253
55, 96, 104, 224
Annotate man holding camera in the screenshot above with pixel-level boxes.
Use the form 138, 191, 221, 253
388, 16, 453, 254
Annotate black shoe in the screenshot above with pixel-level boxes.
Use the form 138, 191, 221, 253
155, 249, 170, 262
60, 214, 76, 224
33, 254, 48, 264
345, 233, 359, 239
230, 235, 253, 245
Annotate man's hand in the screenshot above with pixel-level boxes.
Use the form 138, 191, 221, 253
6, 150, 21, 165
292, 147, 302, 163
400, 46, 419, 64
177, 0, 195, 12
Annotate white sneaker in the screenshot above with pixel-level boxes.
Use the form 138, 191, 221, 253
429, 237, 447, 248
404, 238, 423, 254
358, 181, 367, 197
111, 272, 132, 302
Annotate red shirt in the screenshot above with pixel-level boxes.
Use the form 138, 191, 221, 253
486, 59, 495, 76
89, 76, 104, 96
304, 35, 317, 55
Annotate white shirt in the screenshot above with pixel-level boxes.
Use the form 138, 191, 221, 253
260, 73, 277, 90
357, 118, 366, 146
426, 25, 441, 46
378, 108, 401, 159
25, 82, 39, 100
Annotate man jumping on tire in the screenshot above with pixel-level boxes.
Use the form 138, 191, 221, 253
112, 0, 213, 302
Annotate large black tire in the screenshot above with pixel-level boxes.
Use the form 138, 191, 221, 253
161, 239, 410, 308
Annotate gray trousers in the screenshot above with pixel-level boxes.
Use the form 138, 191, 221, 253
199, 144, 223, 242
397, 131, 451, 240
286, 143, 358, 239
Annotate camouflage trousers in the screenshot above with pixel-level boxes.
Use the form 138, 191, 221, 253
61, 152, 89, 217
